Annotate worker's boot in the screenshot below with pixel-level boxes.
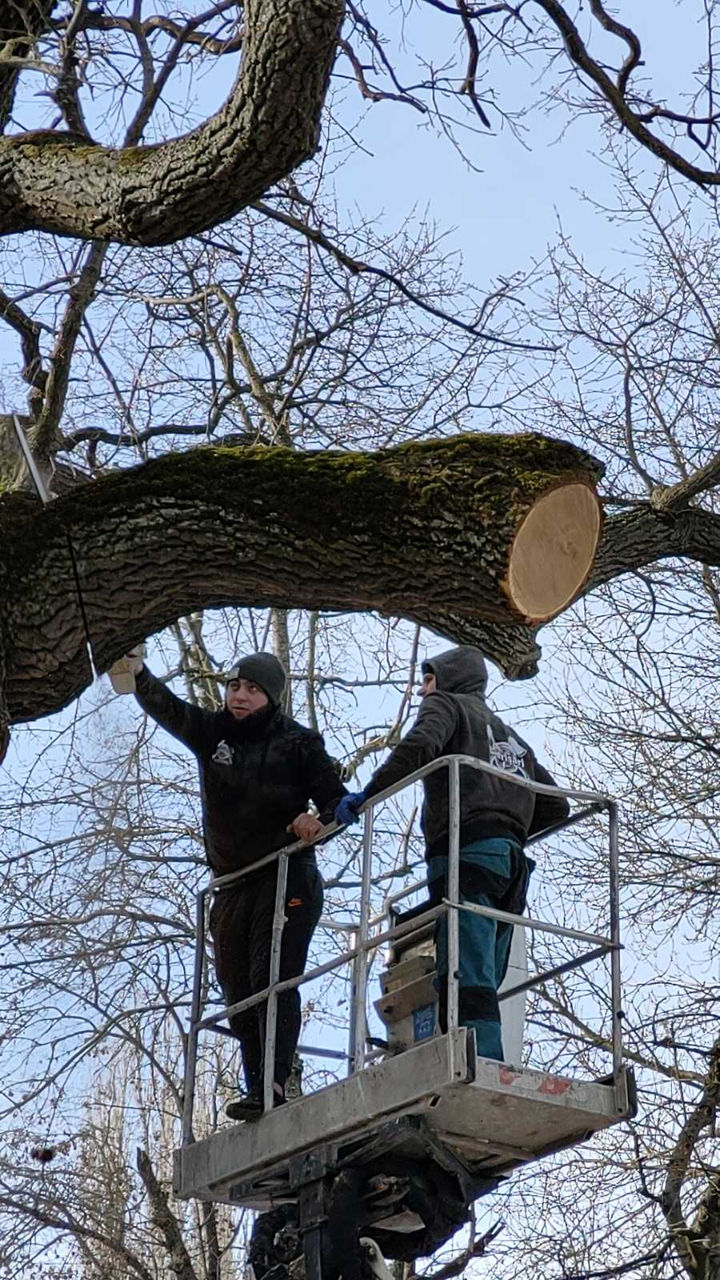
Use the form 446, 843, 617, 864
225, 1092, 263, 1121
226, 1082, 286, 1122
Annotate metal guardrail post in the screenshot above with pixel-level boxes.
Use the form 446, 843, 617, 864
350, 804, 375, 1073
608, 801, 623, 1082
347, 926, 360, 1076
263, 852, 289, 1111
181, 887, 207, 1145
447, 758, 461, 1033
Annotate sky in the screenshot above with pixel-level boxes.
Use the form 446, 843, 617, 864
336, 2, 710, 280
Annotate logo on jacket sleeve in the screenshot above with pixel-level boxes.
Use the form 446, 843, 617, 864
211, 739, 233, 766
487, 725, 528, 777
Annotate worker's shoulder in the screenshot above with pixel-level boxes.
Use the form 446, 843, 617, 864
274, 713, 325, 746
420, 689, 459, 714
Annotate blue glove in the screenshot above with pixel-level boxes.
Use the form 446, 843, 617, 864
334, 790, 368, 826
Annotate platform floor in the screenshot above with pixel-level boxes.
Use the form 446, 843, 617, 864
173, 1031, 633, 1209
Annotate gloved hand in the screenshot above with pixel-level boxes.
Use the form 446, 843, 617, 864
124, 646, 146, 675
108, 645, 146, 694
334, 790, 368, 826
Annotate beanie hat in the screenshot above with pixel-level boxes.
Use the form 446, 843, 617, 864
224, 652, 286, 707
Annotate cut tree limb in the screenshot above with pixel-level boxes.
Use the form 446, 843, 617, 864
0, 0, 345, 244
0, 433, 603, 732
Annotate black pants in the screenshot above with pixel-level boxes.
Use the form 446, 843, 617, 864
209, 858, 323, 1094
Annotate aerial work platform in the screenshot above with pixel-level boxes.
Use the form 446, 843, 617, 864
174, 1028, 634, 1208
174, 754, 633, 1271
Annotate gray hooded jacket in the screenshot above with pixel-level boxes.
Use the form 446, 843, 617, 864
364, 646, 569, 858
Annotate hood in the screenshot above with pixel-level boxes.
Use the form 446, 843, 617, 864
422, 645, 488, 697
224, 652, 286, 707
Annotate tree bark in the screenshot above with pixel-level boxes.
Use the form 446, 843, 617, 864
588, 505, 720, 589
0, 0, 345, 244
0, 433, 602, 730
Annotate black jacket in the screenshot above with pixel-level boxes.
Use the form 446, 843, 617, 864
134, 667, 346, 876
364, 647, 569, 858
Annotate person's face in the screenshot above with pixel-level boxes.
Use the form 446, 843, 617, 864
226, 678, 269, 720
418, 672, 437, 699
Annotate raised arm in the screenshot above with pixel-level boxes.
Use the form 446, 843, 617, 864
134, 665, 211, 756
364, 692, 457, 800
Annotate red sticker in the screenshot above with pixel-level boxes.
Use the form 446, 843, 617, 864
539, 1077, 571, 1095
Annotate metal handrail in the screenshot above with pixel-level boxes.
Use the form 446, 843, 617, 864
180, 754, 623, 1145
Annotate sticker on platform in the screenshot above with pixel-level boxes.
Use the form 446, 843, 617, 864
539, 1076, 571, 1096
413, 1004, 436, 1042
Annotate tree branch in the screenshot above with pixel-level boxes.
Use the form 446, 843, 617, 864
32, 241, 106, 461
661, 1034, 720, 1278
136, 1148, 200, 1280
0, 1192, 156, 1280
533, 0, 720, 186
0, 0, 345, 244
0, 0, 58, 133
252, 199, 552, 350
589, 504, 720, 591
0, 433, 602, 730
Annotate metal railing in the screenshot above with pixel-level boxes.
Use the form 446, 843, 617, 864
181, 755, 622, 1145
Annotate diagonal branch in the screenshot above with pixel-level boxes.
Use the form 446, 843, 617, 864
0, 0, 345, 244
252, 199, 552, 350
136, 1148, 200, 1280
651, 448, 720, 514
533, 0, 720, 186
32, 241, 106, 461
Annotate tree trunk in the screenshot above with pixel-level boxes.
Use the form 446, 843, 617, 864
0, 433, 602, 733
0, 0, 345, 244
136, 1148, 199, 1280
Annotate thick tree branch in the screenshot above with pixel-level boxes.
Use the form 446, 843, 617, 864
0, 0, 345, 244
589, 505, 720, 590
651, 450, 720, 514
660, 1035, 720, 1280
0, 433, 602, 731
